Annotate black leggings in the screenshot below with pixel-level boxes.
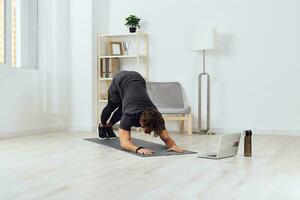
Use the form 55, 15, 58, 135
101, 101, 122, 125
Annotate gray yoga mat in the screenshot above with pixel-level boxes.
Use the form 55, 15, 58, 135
84, 138, 197, 157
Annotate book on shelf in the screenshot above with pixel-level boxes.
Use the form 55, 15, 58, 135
100, 58, 120, 78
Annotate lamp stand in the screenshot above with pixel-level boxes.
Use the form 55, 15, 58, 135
193, 50, 215, 135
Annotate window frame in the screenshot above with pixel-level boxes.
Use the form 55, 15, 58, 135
0, 0, 39, 70
0, 0, 12, 68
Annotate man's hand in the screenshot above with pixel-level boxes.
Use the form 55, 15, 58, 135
137, 148, 154, 156
159, 130, 183, 153
167, 145, 184, 153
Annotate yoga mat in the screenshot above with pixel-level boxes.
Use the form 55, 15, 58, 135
84, 138, 197, 157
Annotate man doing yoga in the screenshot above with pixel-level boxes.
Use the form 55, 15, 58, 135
98, 71, 183, 156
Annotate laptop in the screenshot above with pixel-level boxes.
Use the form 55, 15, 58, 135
198, 133, 241, 159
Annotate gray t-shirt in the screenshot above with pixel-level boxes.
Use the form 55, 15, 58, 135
110, 71, 156, 114
109, 71, 164, 131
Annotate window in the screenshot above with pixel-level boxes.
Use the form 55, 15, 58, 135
0, 0, 4, 64
11, 0, 16, 66
0, 0, 38, 68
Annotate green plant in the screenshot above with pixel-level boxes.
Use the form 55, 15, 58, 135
125, 15, 141, 28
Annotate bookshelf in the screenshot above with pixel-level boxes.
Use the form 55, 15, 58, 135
96, 31, 149, 126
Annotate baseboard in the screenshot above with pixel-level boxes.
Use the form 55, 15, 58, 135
197, 127, 300, 136
67, 125, 94, 132
68, 124, 300, 136
247, 129, 300, 136
4, 125, 294, 138
0, 126, 68, 139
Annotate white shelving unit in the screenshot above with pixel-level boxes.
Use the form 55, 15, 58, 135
96, 31, 149, 125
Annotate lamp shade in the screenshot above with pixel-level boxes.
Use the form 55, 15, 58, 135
192, 29, 217, 51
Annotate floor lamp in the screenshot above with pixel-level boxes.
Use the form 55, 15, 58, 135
192, 29, 217, 134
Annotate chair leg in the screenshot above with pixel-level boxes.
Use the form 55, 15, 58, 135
187, 113, 192, 135
179, 114, 184, 134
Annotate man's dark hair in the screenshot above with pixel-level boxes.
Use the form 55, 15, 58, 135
140, 108, 165, 137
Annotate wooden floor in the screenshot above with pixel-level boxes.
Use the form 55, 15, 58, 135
1, 131, 300, 200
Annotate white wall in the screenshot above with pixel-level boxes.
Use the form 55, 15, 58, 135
69, 0, 93, 131
109, 0, 300, 133
0, 0, 69, 136
68, 0, 109, 131
0, 69, 61, 134
92, 0, 109, 127
3, 0, 299, 135
1, 0, 109, 135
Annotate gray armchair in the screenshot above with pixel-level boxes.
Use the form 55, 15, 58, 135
147, 82, 192, 135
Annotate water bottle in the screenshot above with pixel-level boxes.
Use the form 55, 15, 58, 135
244, 130, 252, 157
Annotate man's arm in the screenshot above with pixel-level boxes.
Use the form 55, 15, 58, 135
118, 128, 139, 152
119, 128, 154, 155
159, 129, 176, 148
159, 129, 184, 152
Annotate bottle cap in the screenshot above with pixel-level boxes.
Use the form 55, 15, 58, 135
244, 130, 252, 136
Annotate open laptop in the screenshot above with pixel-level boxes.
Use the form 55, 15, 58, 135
198, 133, 241, 159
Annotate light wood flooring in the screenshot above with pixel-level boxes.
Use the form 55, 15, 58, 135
1, 131, 300, 200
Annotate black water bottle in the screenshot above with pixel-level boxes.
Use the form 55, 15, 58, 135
244, 130, 252, 157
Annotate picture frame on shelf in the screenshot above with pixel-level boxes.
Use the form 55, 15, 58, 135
109, 41, 123, 56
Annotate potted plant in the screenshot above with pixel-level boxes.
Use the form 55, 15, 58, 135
125, 15, 141, 33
